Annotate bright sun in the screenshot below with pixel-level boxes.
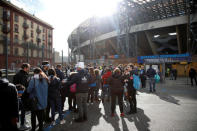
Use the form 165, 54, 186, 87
91, 0, 123, 17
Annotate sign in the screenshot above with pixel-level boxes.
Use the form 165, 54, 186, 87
138, 53, 191, 64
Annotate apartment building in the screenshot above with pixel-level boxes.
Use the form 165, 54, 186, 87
0, 0, 53, 69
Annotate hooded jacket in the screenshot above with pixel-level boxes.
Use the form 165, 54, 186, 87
108, 73, 124, 94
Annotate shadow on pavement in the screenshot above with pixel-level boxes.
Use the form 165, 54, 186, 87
124, 108, 151, 131
50, 101, 102, 131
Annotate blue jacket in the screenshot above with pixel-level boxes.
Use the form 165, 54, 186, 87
27, 77, 48, 110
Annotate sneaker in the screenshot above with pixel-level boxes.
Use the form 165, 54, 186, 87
120, 113, 124, 117
60, 119, 66, 124
19, 124, 31, 130
51, 121, 56, 126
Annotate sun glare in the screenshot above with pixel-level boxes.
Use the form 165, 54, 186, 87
92, 0, 122, 17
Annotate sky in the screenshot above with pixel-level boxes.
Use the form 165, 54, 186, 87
10, 0, 122, 56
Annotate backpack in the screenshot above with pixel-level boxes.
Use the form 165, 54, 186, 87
70, 83, 77, 93
154, 74, 160, 83
133, 74, 141, 90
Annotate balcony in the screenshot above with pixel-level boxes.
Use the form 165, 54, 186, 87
37, 37, 41, 43
3, 11, 10, 21
23, 34, 29, 40
23, 22, 29, 29
36, 28, 41, 34
2, 24, 10, 34
48, 33, 52, 37
14, 39, 19, 44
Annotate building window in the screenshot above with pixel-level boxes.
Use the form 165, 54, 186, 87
14, 35, 18, 40
31, 21, 33, 28
14, 48, 18, 55
31, 39, 33, 43
31, 30, 34, 38
14, 14, 18, 22
43, 28, 45, 33
43, 34, 45, 41
14, 24, 19, 33
24, 18, 27, 22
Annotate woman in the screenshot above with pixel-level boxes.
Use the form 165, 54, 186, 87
27, 68, 48, 131
94, 69, 102, 101
48, 68, 65, 125
87, 67, 96, 103
108, 68, 124, 117
67, 71, 77, 111
122, 67, 137, 114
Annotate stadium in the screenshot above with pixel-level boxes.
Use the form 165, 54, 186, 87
67, 0, 197, 76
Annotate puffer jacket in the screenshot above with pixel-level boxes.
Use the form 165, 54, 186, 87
102, 71, 112, 85
108, 74, 124, 94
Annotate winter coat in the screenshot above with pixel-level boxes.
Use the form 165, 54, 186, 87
66, 69, 90, 93
108, 74, 124, 94
48, 76, 61, 100
0, 78, 19, 121
27, 77, 48, 110
102, 71, 112, 85
13, 70, 29, 88
122, 74, 136, 96
189, 68, 196, 78
146, 68, 156, 78
55, 69, 65, 81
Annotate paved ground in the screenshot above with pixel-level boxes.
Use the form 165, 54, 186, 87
22, 77, 197, 131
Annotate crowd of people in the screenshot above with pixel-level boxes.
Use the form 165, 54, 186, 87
0, 61, 164, 131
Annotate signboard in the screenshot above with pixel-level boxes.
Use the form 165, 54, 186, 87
138, 53, 191, 64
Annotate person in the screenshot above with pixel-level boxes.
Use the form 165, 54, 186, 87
41, 61, 51, 123
48, 68, 65, 125
67, 72, 77, 111
0, 70, 2, 79
55, 64, 66, 111
123, 67, 137, 114
108, 68, 124, 117
13, 63, 31, 130
140, 66, 146, 88
27, 68, 48, 131
87, 67, 97, 103
101, 68, 112, 103
147, 65, 156, 92
189, 67, 197, 86
0, 77, 19, 131
94, 69, 102, 101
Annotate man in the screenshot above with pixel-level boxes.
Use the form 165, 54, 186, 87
13, 63, 30, 130
146, 65, 156, 92
55, 64, 66, 111
67, 63, 90, 122
41, 61, 52, 123
0, 77, 19, 130
189, 67, 197, 86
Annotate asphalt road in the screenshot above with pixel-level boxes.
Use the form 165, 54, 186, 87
22, 77, 197, 131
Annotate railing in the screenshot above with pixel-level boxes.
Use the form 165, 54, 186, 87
3, 11, 10, 21
2, 24, 10, 34
23, 22, 29, 29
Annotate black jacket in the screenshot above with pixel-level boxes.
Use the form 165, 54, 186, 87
0, 79, 19, 121
55, 69, 64, 81
146, 68, 156, 78
13, 70, 29, 88
48, 76, 61, 100
66, 69, 90, 93
189, 68, 196, 78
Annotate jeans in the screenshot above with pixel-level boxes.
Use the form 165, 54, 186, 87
149, 78, 156, 92
190, 76, 197, 86
68, 93, 76, 110
19, 98, 26, 126
101, 85, 110, 100
111, 91, 123, 114
76, 93, 88, 119
128, 90, 137, 112
31, 110, 44, 131
49, 98, 63, 121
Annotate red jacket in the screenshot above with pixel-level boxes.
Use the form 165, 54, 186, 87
102, 71, 112, 85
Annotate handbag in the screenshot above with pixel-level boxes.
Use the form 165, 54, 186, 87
29, 78, 38, 111
70, 83, 77, 93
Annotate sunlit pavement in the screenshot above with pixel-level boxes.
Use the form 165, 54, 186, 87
23, 77, 197, 131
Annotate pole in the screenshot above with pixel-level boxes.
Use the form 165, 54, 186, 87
62, 50, 63, 66
187, 0, 191, 53
5, 36, 8, 79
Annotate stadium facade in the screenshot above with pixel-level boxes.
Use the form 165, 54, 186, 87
68, 0, 197, 76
